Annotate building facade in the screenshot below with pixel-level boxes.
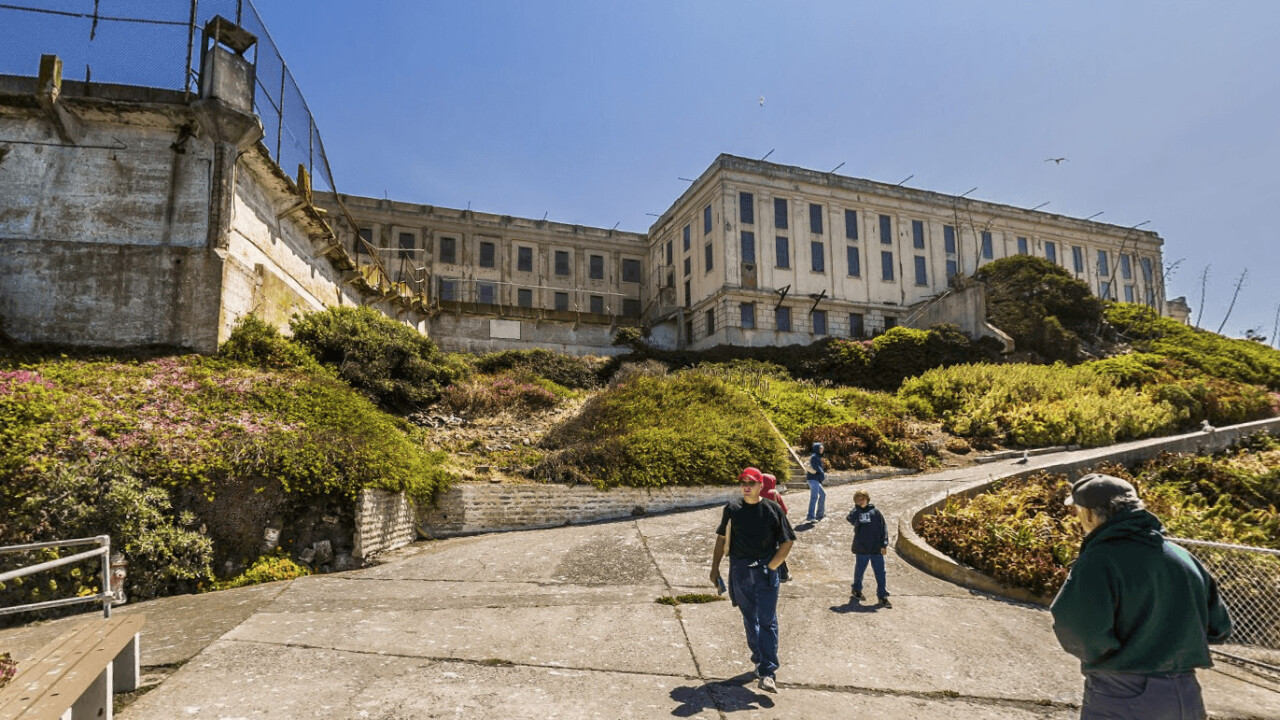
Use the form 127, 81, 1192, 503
317, 194, 648, 355
330, 154, 1169, 354
646, 155, 1166, 350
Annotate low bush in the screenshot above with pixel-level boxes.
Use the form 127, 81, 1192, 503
290, 306, 464, 413
919, 433, 1280, 598
218, 315, 320, 372
217, 551, 311, 590
737, 375, 909, 444
918, 471, 1079, 596
437, 371, 569, 416
474, 349, 602, 390
799, 419, 928, 470
1106, 303, 1280, 391
899, 362, 1178, 447
531, 372, 788, 488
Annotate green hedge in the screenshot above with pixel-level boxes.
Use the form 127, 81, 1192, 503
975, 255, 1104, 362
532, 372, 788, 488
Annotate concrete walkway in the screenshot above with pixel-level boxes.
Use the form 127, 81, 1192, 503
4, 449, 1278, 718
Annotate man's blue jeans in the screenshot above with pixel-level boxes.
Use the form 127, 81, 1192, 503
729, 559, 780, 678
853, 552, 889, 599
806, 479, 826, 520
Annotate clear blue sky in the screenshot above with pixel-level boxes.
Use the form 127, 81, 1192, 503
43, 1, 1280, 338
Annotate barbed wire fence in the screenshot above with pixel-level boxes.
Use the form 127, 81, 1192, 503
1170, 537, 1280, 680
0, 0, 392, 286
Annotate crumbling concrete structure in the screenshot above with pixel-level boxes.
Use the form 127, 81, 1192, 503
0, 22, 430, 352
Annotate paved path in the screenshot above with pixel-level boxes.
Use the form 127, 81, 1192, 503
4, 451, 1278, 718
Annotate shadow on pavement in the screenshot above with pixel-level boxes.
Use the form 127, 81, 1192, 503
829, 598, 881, 614
670, 673, 776, 716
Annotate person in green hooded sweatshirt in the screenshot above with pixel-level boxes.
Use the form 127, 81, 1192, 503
1050, 473, 1232, 720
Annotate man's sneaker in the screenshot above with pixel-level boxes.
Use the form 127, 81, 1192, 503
804, 518, 817, 523
758, 675, 778, 693
851, 590, 865, 601
878, 597, 892, 608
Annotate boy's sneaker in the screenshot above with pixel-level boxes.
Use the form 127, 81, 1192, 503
851, 590, 865, 601
878, 597, 892, 608
758, 675, 778, 693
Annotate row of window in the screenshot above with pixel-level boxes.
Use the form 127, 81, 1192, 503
358, 230, 642, 283
435, 278, 642, 316
688, 304, 898, 344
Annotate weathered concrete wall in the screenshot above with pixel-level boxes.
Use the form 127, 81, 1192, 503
0, 82, 228, 348
907, 283, 1013, 349
426, 311, 627, 356
418, 482, 741, 538
353, 490, 417, 560
0, 69, 434, 351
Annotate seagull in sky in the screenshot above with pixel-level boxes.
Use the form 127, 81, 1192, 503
759, 96, 766, 107
1045, 157, 1068, 165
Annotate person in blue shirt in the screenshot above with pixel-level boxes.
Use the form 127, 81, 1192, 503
805, 442, 826, 522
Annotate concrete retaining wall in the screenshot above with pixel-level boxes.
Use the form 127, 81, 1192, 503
420, 482, 740, 538
352, 490, 417, 560
896, 416, 1280, 605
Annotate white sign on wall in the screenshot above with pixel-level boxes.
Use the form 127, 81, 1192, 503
490, 319, 522, 339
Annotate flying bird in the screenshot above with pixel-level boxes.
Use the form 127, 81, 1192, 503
1045, 157, 1068, 165
759, 96, 765, 107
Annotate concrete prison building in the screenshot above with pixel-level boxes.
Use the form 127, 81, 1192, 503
331, 153, 1169, 354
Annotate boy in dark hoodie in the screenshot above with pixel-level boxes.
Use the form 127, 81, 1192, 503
805, 442, 826, 522
1051, 473, 1231, 720
846, 489, 890, 607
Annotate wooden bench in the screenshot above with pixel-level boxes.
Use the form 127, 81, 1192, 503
0, 614, 145, 720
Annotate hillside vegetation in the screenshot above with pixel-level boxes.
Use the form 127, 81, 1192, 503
918, 433, 1280, 598
0, 316, 453, 609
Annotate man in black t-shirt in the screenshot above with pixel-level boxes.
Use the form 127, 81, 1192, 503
709, 467, 796, 693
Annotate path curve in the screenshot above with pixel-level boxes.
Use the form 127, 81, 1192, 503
4, 437, 1277, 718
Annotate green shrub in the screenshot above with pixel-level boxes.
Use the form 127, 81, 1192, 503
920, 434, 1280, 599
437, 371, 569, 416
746, 377, 909, 444
1, 457, 214, 610
816, 338, 871, 385
799, 419, 927, 470
290, 306, 463, 412
217, 551, 311, 590
975, 255, 1104, 362
899, 362, 1178, 447
532, 372, 788, 488
1106, 303, 1280, 391
918, 471, 1079, 597
474, 349, 601, 390
218, 315, 320, 372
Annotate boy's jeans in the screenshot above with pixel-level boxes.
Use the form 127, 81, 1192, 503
853, 552, 889, 599
806, 479, 825, 520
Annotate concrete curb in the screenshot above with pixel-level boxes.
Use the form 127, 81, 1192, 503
894, 416, 1280, 607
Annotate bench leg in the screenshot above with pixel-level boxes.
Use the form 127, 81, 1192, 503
69, 663, 111, 720
112, 632, 141, 693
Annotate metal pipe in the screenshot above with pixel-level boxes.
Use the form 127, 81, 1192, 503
100, 536, 111, 618
0, 546, 107, 583
0, 537, 109, 554
0, 593, 113, 617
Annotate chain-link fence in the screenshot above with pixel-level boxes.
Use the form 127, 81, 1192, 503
0, 0, 362, 243
1170, 537, 1280, 678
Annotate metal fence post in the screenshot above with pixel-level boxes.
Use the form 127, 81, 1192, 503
276, 62, 285, 163
98, 535, 111, 619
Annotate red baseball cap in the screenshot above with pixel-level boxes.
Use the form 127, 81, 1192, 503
738, 467, 764, 484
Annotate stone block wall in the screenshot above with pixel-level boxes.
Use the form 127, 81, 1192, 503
353, 489, 417, 560
418, 483, 739, 538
